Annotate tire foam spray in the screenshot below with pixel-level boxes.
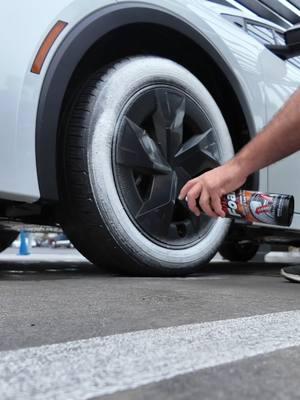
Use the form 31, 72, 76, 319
221, 190, 294, 227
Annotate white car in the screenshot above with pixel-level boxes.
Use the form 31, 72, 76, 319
1, 0, 300, 275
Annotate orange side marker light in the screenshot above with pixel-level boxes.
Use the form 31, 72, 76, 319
31, 20, 68, 75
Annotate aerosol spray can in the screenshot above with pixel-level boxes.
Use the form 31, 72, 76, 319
221, 190, 294, 227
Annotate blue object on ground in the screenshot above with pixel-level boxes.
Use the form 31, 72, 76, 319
18, 231, 30, 256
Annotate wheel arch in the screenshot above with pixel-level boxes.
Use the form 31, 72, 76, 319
36, 3, 258, 202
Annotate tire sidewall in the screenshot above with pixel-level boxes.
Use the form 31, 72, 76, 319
88, 57, 234, 269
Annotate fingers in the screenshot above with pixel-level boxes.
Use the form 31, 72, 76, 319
186, 183, 202, 217
179, 178, 225, 218
179, 174, 227, 218
211, 193, 226, 218
198, 189, 218, 218
178, 178, 198, 201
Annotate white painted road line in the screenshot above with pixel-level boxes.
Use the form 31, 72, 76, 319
265, 251, 300, 263
1, 311, 300, 400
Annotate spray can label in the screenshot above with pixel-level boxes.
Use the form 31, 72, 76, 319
249, 193, 275, 224
225, 192, 241, 218
221, 190, 294, 227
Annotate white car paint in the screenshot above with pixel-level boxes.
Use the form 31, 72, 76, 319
0, 0, 115, 201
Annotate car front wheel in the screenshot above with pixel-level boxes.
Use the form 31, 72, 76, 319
59, 56, 234, 276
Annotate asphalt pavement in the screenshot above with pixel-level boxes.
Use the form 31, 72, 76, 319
0, 247, 299, 400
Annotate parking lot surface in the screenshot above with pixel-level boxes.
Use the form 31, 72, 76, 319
0, 248, 299, 400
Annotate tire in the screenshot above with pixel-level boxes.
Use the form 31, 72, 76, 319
0, 230, 19, 252
219, 241, 259, 262
59, 56, 234, 276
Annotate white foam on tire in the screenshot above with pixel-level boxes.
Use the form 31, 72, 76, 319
89, 57, 234, 268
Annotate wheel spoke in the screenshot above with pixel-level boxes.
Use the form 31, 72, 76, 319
174, 129, 219, 177
175, 167, 191, 197
136, 172, 178, 237
116, 117, 171, 175
153, 89, 186, 160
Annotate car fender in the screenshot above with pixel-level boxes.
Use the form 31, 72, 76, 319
0, 0, 116, 202
15, 1, 267, 201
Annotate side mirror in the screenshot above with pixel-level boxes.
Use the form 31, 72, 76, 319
267, 24, 300, 60
285, 23, 300, 49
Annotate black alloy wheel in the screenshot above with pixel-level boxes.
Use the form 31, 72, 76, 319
114, 86, 220, 247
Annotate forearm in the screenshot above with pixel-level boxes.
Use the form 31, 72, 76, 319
231, 88, 300, 176
179, 88, 300, 218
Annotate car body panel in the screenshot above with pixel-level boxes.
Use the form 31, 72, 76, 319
0, 0, 116, 202
261, 55, 300, 212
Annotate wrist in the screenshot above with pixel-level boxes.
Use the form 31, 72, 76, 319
227, 156, 250, 182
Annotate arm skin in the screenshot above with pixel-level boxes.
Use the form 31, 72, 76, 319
179, 88, 300, 218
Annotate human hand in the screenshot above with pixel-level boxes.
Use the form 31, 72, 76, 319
178, 162, 247, 218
